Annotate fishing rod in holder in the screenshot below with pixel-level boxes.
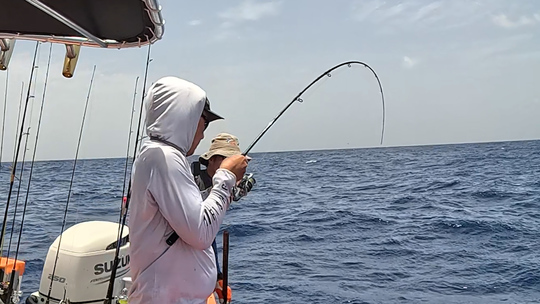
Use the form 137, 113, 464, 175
104, 44, 152, 304
242, 60, 386, 156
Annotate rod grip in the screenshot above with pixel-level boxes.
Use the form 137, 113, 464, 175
222, 230, 229, 303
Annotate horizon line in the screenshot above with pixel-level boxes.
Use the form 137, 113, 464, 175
1, 137, 538, 164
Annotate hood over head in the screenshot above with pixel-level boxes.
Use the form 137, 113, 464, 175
144, 76, 223, 154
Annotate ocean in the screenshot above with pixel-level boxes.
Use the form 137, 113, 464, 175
0, 139, 539, 304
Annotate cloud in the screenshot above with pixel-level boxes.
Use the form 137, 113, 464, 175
410, 1, 444, 23
384, 2, 407, 18
351, 0, 491, 32
402, 56, 417, 69
363, 2, 526, 34
351, 0, 385, 21
492, 14, 539, 28
211, 30, 238, 42
218, 0, 281, 25
188, 20, 202, 26
212, 1, 281, 42
468, 33, 535, 63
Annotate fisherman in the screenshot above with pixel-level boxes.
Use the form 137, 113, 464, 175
127, 76, 249, 304
192, 132, 256, 303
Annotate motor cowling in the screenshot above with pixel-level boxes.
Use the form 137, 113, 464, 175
33, 221, 130, 304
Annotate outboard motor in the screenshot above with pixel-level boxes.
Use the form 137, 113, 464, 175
26, 221, 129, 304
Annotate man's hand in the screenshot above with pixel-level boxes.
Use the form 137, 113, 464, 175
214, 279, 232, 304
219, 155, 248, 182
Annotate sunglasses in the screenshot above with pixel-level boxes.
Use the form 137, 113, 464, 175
201, 111, 209, 130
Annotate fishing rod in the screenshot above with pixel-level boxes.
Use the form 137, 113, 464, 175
45, 65, 97, 304
222, 230, 230, 304
5, 44, 41, 263
104, 44, 152, 304
4, 125, 32, 303
114, 76, 139, 246
110, 75, 139, 288
121, 76, 139, 197
0, 42, 39, 263
11, 82, 24, 166
0, 81, 23, 271
5, 125, 32, 260
242, 60, 386, 156
3, 82, 25, 187
0, 68, 9, 167
11, 42, 53, 293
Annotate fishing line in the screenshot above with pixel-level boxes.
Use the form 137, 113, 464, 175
237, 67, 347, 166
242, 60, 386, 156
45, 65, 97, 304
0, 42, 39, 260
289, 64, 349, 105
13, 42, 53, 269
104, 44, 152, 304
5, 42, 41, 261
0, 68, 9, 167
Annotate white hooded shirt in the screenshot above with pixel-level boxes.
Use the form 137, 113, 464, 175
127, 77, 236, 304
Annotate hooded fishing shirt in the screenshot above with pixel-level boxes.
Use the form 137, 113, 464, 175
127, 77, 236, 304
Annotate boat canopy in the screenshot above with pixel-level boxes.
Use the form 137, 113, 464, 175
0, 0, 164, 48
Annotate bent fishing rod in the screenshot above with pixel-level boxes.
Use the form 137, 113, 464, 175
242, 60, 386, 156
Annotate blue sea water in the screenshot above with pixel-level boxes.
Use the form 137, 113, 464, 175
0, 140, 539, 304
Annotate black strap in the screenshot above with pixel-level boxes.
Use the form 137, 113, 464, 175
165, 232, 179, 245
166, 164, 212, 246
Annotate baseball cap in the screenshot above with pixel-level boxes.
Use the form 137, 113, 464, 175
202, 98, 224, 123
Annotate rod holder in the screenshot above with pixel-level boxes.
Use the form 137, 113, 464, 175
63, 44, 81, 78
0, 39, 16, 71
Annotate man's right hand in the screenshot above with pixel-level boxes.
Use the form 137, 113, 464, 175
219, 155, 248, 182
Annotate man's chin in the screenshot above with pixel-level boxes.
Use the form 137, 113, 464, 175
186, 147, 196, 156
187, 141, 202, 156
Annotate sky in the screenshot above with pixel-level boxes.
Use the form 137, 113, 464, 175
0, 0, 539, 161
